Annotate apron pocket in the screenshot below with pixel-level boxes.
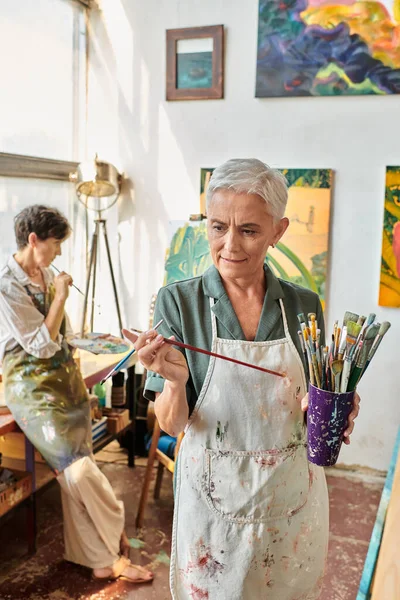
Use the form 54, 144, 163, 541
204, 447, 311, 523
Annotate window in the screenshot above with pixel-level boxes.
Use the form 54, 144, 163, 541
0, 0, 87, 161
0, 175, 88, 332
0, 0, 89, 332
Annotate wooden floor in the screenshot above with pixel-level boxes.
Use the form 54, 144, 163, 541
0, 442, 384, 600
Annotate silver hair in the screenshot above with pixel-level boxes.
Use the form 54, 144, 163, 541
206, 158, 288, 219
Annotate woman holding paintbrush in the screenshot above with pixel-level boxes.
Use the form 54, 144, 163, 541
0, 205, 153, 585
124, 159, 360, 600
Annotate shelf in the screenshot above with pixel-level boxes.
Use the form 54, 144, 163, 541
1, 457, 55, 491
92, 421, 133, 454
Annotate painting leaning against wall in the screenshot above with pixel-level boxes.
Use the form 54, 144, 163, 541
379, 166, 400, 307
165, 168, 332, 310
256, 0, 400, 97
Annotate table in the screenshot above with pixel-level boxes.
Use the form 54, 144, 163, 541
0, 348, 138, 553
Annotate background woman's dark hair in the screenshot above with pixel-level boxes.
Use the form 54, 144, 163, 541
14, 205, 71, 249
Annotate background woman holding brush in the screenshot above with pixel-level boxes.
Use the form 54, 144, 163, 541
0, 205, 153, 585
124, 158, 361, 600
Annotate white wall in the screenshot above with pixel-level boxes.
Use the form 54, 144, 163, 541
87, 0, 400, 472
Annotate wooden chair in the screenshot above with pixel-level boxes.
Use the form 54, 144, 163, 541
135, 411, 184, 529
135, 292, 184, 528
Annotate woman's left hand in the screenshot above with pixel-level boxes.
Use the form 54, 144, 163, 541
300, 391, 361, 445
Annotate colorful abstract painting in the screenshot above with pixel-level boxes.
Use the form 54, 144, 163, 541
379, 166, 400, 306
166, 169, 332, 308
256, 0, 400, 97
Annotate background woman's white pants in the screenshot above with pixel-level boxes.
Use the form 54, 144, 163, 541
57, 455, 124, 569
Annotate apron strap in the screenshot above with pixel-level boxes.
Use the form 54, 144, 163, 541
279, 298, 291, 339
209, 297, 218, 341
279, 298, 308, 391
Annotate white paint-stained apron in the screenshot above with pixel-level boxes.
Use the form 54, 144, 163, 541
170, 299, 329, 600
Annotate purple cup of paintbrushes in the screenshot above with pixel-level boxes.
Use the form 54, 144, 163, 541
307, 383, 355, 467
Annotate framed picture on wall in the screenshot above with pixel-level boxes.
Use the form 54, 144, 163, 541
166, 25, 224, 101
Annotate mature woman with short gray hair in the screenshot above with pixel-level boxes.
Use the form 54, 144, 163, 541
125, 158, 360, 599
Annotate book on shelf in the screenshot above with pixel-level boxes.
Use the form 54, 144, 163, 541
92, 416, 108, 441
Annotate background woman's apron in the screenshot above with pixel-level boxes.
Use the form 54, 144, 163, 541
2, 285, 91, 474
171, 299, 329, 600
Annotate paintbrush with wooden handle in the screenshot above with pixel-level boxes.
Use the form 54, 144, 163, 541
51, 264, 85, 296
331, 359, 344, 393
340, 321, 362, 392
300, 322, 315, 386
337, 326, 347, 360
353, 313, 376, 365
100, 319, 164, 384
123, 326, 286, 380
162, 337, 286, 379
346, 323, 380, 392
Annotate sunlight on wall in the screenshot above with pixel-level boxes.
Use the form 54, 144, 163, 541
95, 0, 134, 111
158, 105, 197, 219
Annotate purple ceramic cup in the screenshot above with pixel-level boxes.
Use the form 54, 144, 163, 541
307, 383, 355, 467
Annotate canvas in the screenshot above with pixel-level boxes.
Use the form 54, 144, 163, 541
166, 169, 332, 308
256, 0, 400, 97
176, 38, 213, 89
164, 220, 213, 286
379, 166, 400, 307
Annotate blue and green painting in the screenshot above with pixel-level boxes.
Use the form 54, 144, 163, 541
177, 52, 212, 89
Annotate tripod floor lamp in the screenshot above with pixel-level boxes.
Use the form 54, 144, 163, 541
70, 155, 123, 337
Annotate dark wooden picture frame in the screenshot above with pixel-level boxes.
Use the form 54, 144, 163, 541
166, 25, 224, 101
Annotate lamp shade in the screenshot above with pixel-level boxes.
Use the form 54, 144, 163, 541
70, 155, 121, 212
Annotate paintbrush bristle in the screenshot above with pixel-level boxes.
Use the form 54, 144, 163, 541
343, 311, 359, 327
355, 324, 380, 368
357, 315, 366, 326
308, 312, 316, 320
346, 321, 362, 339
366, 313, 376, 327
364, 323, 380, 340
297, 313, 306, 325
379, 321, 391, 336
331, 359, 344, 374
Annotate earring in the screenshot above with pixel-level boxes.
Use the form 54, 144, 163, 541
271, 243, 275, 248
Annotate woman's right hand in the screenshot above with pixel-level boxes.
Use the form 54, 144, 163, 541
54, 272, 73, 300
122, 329, 189, 386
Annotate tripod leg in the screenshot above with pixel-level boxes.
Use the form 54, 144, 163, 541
90, 224, 99, 332
101, 220, 123, 332
81, 222, 99, 336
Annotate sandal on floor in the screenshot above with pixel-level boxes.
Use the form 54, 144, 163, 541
93, 556, 154, 584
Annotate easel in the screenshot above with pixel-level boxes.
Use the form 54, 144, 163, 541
80, 216, 123, 336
